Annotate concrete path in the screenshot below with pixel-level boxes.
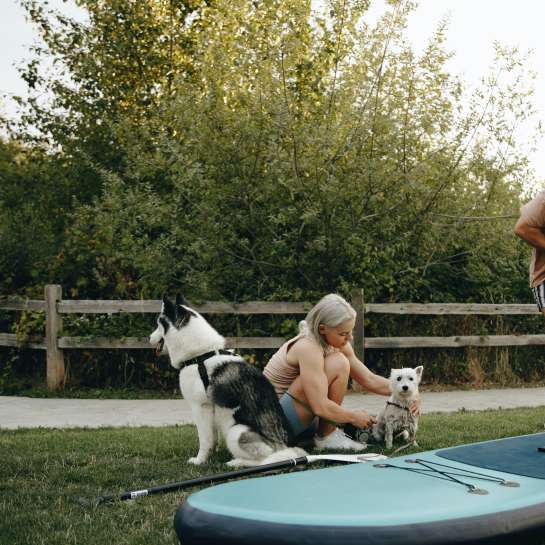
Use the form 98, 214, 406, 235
1, 387, 545, 430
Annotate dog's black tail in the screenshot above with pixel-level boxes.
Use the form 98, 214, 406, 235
210, 361, 294, 447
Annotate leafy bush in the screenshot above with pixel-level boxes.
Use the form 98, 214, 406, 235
1, 1, 542, 390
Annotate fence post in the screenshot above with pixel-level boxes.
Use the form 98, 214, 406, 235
45, 284, 64, 390
351, 287, 365, 363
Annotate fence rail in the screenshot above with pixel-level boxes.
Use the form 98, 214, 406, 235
0, 285, 542, 389
365, 303, 539, 315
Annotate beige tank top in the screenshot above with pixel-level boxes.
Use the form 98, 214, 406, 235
263, 334, 304, 398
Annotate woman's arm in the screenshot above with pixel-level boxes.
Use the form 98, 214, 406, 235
341, 342, 391, 395
514, 219, 545, 249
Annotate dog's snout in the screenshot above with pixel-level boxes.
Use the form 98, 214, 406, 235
402, 385, 409, 391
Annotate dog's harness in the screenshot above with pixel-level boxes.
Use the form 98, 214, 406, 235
182, 349, 232, 390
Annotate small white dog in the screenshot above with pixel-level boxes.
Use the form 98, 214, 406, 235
372, 366, 423, 449
150, 294, 306, 468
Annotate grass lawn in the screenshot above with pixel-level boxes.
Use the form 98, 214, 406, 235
2, 407, 545, 545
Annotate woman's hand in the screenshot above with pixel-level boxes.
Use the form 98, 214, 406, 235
351, 409, 377, 429
410, 398, 421, 416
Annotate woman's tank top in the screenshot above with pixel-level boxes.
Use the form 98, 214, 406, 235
263, 334, 303, 398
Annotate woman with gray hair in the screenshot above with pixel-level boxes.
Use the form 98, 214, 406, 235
264, 294, 411, 450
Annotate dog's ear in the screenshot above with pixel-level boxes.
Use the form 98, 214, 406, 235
415, 365, 424, 383
175, 293, 188, 308
162, 295, 177, 322
173, 293, 197, 325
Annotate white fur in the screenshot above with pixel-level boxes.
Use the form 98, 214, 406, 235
150, 301, 306, 466
372, 366, 423, 449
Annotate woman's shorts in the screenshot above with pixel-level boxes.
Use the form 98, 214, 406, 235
279, 392, 318, 439
532, 282, 545, 312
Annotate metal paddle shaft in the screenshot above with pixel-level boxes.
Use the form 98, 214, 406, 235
95, 456, 308, 505
91, 452, 386, 506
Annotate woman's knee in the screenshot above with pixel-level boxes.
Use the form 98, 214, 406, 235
324, 352, 350, 378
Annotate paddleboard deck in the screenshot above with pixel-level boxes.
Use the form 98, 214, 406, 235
174, 433, 545, 544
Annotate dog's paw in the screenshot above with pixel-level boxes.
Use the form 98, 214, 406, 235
188, 456, 205, 465
226, 458, 243, 468
397, 430, 410, 441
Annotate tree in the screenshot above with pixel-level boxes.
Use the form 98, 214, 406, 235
0, 137, 73, 292
94, 0, 531, 302
11, 0, 208, 198
6, 0, 540, 304
3, 0, 210, 295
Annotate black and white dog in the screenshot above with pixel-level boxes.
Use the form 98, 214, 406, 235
150, 295, 306, 467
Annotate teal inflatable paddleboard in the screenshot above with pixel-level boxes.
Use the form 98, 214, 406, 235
174, 433, 545, 544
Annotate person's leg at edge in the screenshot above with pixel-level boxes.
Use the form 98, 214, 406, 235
286, 351, 350, 438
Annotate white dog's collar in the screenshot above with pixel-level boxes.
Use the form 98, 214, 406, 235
387, 401, 410, 412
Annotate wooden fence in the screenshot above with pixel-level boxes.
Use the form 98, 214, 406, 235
0, 285, 543, 390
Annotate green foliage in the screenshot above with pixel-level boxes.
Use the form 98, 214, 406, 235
2, 0, 211, 297
0, 140, 73, 293
1, 0, 543, 389
4, 0, 538, 302
14, 0, 205, 159
46, 0, 535, 302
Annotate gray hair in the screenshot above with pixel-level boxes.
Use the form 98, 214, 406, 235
299, 294, 356, 350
